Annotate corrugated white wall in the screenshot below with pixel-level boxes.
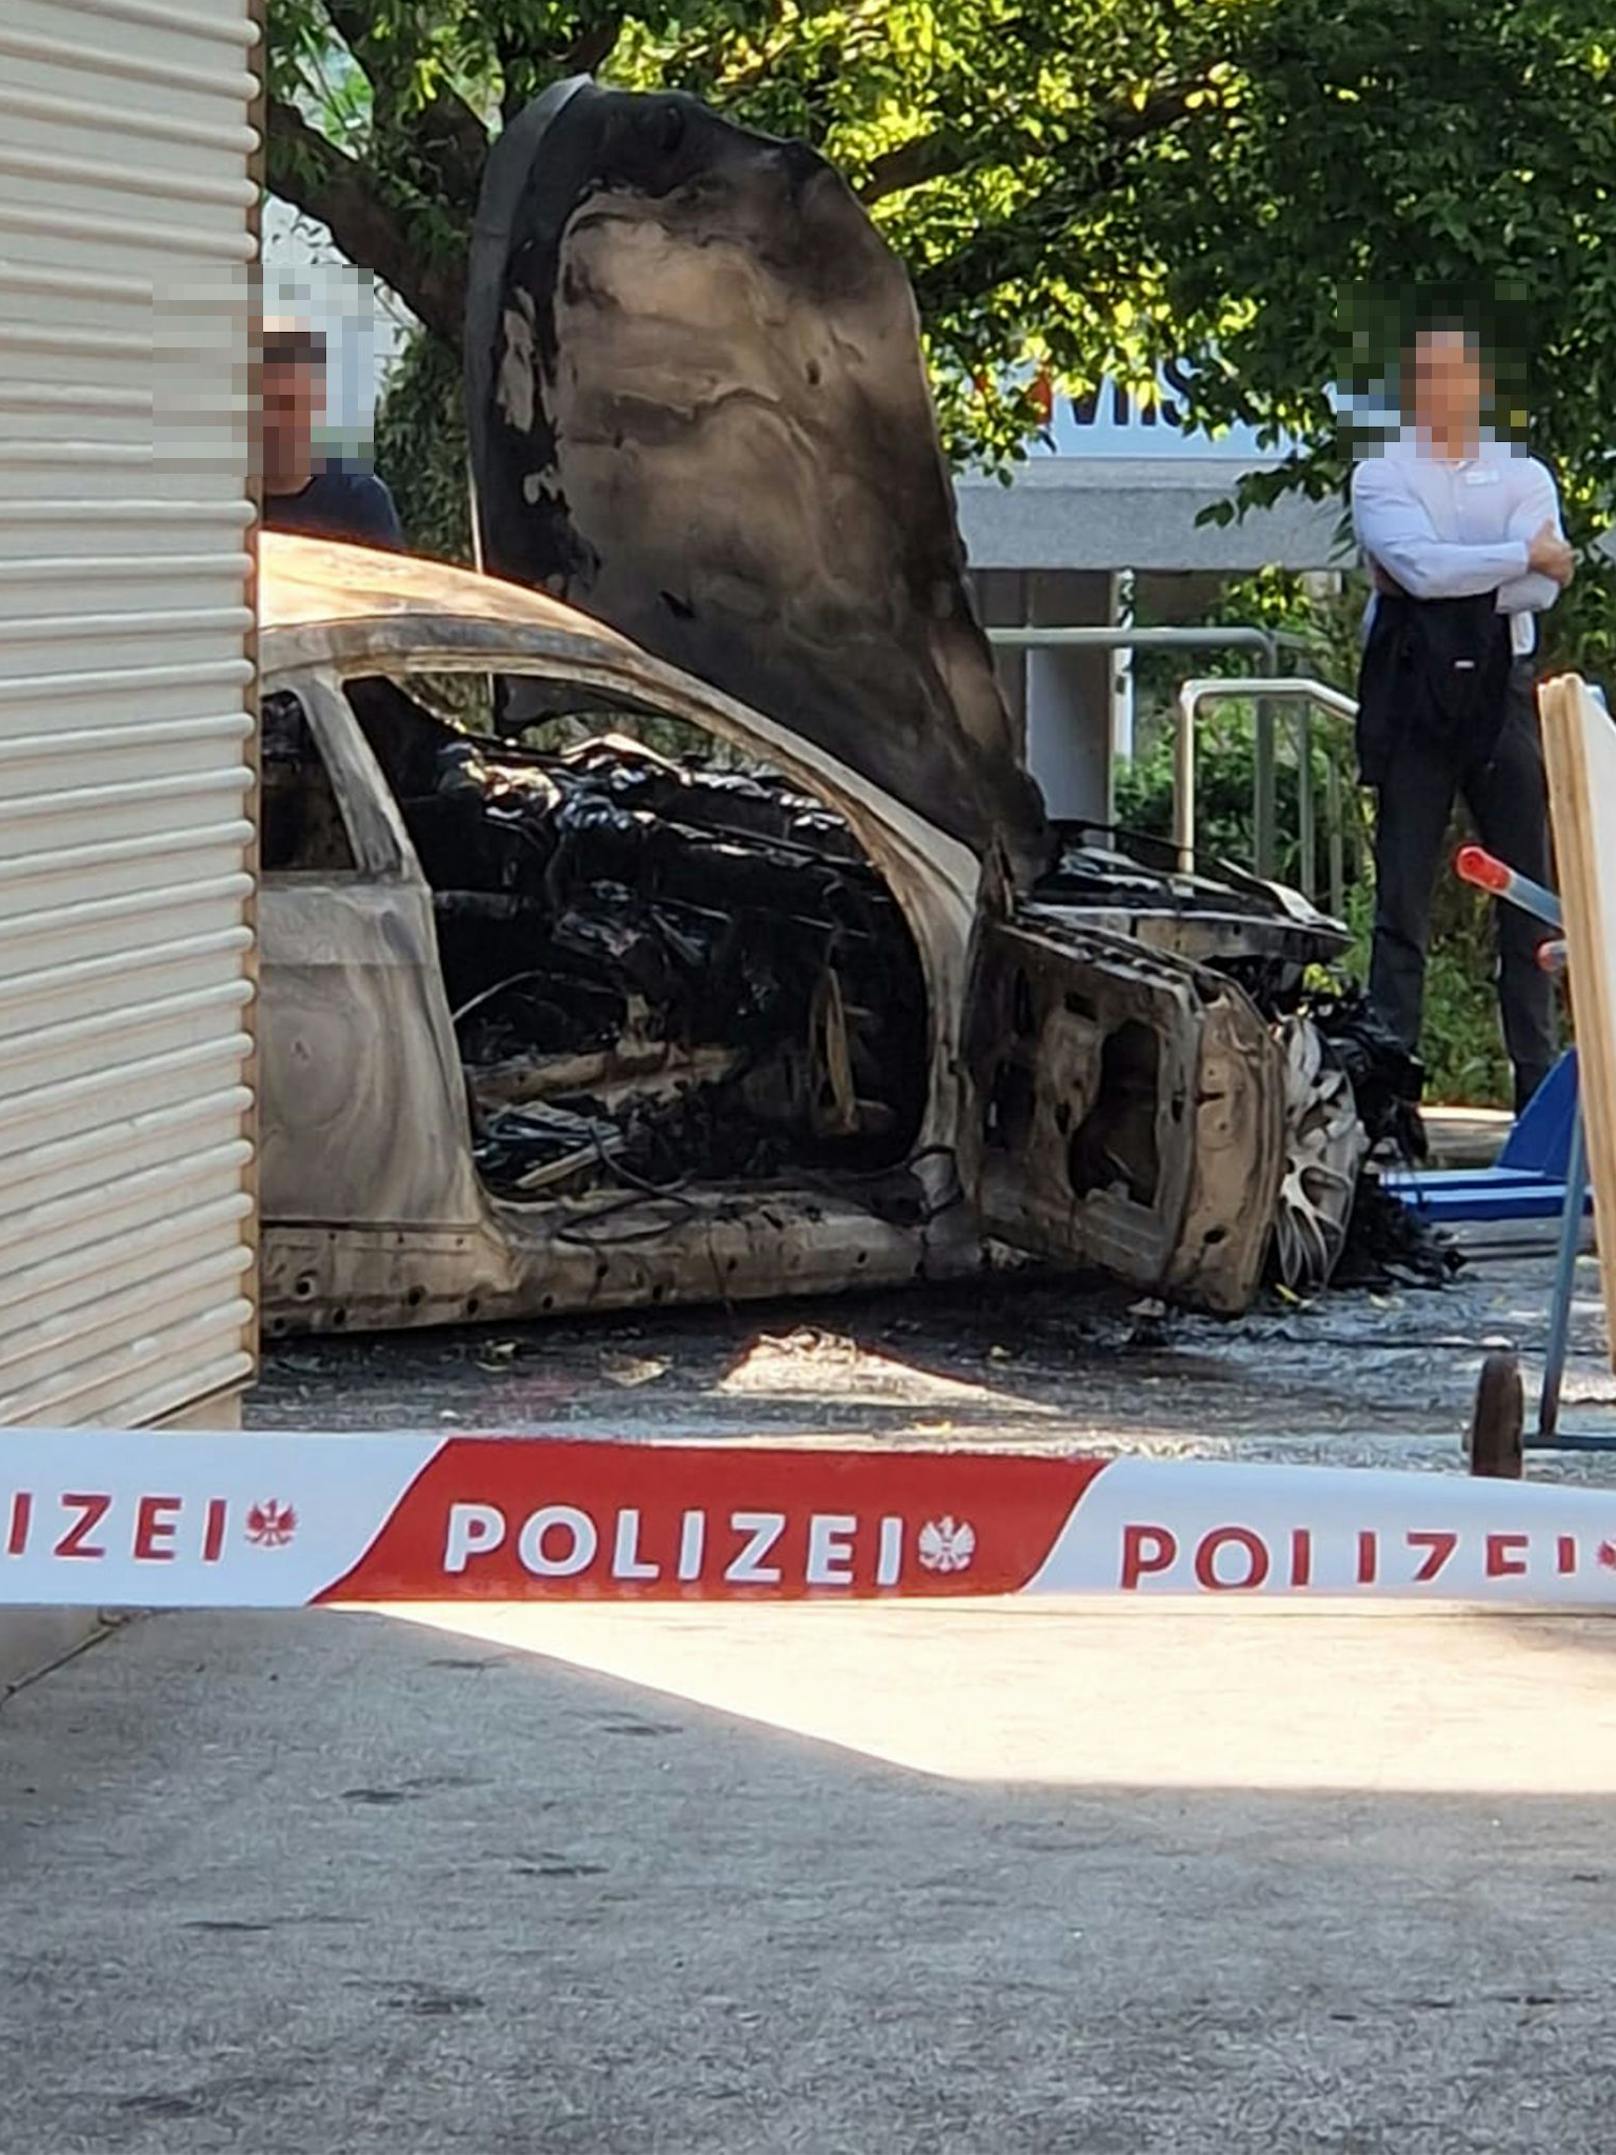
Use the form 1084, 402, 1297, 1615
0, 0, 259, 1425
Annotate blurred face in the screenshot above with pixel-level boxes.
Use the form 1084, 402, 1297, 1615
1409, 328, 1486, 449
263, 356, 321, 490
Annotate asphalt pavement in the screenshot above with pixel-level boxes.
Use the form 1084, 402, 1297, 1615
7, 1598, 1616, 2152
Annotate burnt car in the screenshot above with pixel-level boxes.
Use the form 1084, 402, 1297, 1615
255, 81, 1382, 1337
257, 536, 1360, 1336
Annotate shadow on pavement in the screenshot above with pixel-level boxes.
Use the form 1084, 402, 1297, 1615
2, 1604, 1615, 2154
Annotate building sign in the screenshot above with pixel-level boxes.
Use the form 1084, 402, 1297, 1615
1022, 363, 1303, 463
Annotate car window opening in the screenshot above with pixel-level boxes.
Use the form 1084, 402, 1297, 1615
262, 690, 357, 874
344, 674, 931, 1208
1066, 1020, 1163, 1207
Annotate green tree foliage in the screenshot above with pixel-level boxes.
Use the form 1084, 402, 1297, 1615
370, 328, 472, 561
268, 0, 1239, 463
269, 4, 1608, 1093
269, 0, 1616, 520
1157, 1, 1616, 607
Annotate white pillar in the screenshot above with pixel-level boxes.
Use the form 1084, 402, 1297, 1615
1110, 569, 1136, 768
1023, 571, 1112, 824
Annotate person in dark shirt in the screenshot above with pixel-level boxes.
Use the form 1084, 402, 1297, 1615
262, 321, 406, 550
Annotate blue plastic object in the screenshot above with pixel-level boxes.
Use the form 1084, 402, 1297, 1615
1497, 1049, 1579, 1178
1535, 1106, 1587, 1440
1386, 1048, 1586, 1224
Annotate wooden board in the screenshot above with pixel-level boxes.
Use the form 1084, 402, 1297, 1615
1539, 674, 1616, 1365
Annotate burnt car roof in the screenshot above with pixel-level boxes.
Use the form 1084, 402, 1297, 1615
465, 78, 1050, 887
259, 531, 642, 650
257, 531, 989, 901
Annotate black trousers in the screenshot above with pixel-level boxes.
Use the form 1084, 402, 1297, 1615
1369, 659, 1559, 1110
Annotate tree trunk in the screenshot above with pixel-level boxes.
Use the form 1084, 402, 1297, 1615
266, 102, 471, 348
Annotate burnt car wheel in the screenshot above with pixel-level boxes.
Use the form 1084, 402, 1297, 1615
1270, 1016, 1370, 1297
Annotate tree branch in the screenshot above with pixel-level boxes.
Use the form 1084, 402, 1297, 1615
560, 16, 626, 77
496, 13, 626, 122
320, 2, 489, 207
861, 76, 1216, 205
908, 81, 1218, 311
320, 1, 374, 61
498, 35, 529, 126
266, 97, 467, 345
859, 129, 969, 202
410, 93, 491, 207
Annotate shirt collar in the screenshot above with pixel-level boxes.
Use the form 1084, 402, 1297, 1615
1390, 423, 1501, 467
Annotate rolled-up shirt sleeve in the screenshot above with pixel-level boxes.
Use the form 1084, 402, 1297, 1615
1352, 458, 1529, 599
1495, 458, 1564, 618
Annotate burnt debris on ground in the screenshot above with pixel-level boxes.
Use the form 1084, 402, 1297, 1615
1303, 992, 1461, 1291
249, 1249, 1596, 1469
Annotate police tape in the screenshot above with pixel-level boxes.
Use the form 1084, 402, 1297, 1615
5, 1430, 1616, 1608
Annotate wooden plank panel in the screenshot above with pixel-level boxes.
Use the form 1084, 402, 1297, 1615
1540, 674, 1616, 1364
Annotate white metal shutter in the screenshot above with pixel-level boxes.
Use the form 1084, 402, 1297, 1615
0, 0, 258, 1425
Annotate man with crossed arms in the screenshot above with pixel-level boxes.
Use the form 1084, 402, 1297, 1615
1352, 322, 1574, 1114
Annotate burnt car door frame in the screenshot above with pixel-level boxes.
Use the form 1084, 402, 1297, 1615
256, 669, 490, 1253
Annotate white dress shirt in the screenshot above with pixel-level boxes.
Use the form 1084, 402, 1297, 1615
1351, 431, 1565, 655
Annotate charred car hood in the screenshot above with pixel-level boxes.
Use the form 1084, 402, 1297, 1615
466, 79, 1049, 883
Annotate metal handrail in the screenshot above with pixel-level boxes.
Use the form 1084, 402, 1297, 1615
987, 625, 1334, 875
987, 626, 1279, 664
1174, 675, 1359, 903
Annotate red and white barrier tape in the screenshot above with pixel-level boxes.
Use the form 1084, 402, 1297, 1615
4, 1432, 1616, 1608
